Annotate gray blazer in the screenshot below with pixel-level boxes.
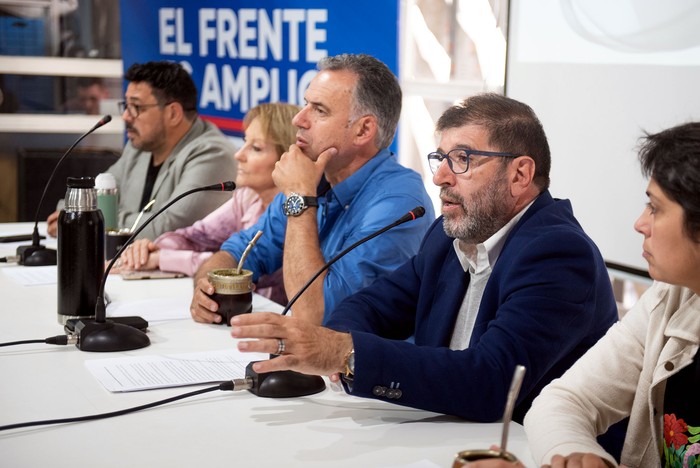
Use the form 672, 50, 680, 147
108, 118, 237, 239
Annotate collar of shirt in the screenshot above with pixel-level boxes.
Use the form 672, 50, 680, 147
327, 148, 393, 209
452, 198, 536, 274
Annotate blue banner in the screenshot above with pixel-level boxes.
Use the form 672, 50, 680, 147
119, 0, 399, 136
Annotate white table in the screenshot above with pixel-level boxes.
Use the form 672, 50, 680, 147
0, 223, 535, 467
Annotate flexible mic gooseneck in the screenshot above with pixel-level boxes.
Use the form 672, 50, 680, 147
17, 115, 113, 267
74, 181, 236, 352
247, 206, 427, 398
282, 206, 426, 316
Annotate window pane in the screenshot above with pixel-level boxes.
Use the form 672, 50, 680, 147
0, 74, 121, 114
0, 0, 121, 58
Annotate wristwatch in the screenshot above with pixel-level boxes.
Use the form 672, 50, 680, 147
343, 348, 355, 380
283, 192, 318, 217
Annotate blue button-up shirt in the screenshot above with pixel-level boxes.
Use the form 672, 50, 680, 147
220, 149, 435, 322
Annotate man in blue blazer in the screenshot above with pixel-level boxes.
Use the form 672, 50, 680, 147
231, 93, 618, 423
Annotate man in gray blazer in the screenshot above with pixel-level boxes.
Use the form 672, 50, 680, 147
47, 61, 236, 239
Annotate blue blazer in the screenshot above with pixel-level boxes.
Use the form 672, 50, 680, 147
326, 191, 618, 422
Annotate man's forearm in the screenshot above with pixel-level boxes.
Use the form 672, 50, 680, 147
282, 210, 326, 324
193, 250, 237, 284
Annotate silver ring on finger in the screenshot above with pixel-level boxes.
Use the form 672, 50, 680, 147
275, 338, 285, 355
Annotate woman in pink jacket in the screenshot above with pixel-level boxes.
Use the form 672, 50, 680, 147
117, 102, 300, 304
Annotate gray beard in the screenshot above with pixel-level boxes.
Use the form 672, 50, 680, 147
441, 175, 511, 244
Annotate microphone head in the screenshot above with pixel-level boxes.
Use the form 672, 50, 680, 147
411, 206, 426, 218
92, 115, 112, 131
198, 181, 237, 192
99, 115, 112, 125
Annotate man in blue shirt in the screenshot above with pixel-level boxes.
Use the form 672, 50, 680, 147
190, 54, 434, 325
230, 93, 618, 426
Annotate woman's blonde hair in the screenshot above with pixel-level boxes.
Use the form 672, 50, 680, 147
243, 102, 301, 158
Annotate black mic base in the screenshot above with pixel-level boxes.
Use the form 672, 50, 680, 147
16, 244, 57, 266
245, 359, 326, 398
74, 319, 150, 352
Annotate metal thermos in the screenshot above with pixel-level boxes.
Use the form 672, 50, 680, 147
57, 177, 105, 324
95, 172, 118, 231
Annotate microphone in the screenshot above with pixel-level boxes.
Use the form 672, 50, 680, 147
17, 115, 113, 267
73, 181, 236, 352
246, 206, 426, 398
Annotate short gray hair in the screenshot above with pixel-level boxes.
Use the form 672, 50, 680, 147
318, 54, 402, 149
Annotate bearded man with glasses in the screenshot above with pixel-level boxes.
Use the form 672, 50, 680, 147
230, 94, 621, 453
46, 61, 237, 239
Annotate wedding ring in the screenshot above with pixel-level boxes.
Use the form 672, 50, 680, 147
115, 258, 123, 268
276, 338, 285, 355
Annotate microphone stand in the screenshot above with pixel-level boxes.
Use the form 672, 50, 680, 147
247, 206, 426, 398
18, 115, 113, 266
74, 181, 236, 352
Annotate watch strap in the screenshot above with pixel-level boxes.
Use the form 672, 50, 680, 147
302, 196, 319, 208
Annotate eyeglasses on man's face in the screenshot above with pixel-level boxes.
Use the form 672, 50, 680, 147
118, 101, 164, 118
427, 148, 520, 175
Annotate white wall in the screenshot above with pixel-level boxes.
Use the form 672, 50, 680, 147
506, 0, 700, 271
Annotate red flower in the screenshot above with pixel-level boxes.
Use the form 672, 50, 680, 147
664, 414, 689, 450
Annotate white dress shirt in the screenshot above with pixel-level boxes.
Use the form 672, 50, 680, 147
449, 200, 534, 350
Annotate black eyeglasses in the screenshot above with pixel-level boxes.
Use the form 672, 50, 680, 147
118, 101, 164, 118
427, 148, 520, 175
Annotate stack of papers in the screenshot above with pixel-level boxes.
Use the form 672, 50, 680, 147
2, 265, 57, 286
85, 348, 268, 392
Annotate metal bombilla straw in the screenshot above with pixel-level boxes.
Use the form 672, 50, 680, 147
236, 231, 263, 275
452, 365, 526, 466
129, 199, 156, 233
500, 365, 526, 458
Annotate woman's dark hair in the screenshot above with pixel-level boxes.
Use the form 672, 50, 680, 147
639, 122, 700, 242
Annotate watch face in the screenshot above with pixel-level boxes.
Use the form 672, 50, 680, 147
284, 194, 304, 216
